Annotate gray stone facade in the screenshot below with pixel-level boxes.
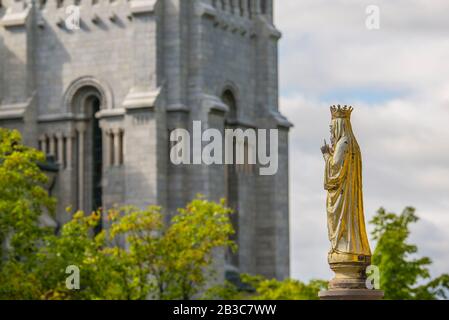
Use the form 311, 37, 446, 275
0, 0, 291, 280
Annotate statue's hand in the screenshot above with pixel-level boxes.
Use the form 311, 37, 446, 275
321, 144, 330, 156
321, 139, 330, 155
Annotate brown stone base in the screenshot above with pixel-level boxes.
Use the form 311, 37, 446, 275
319, 289, 384, 300
328, 261, 369, 290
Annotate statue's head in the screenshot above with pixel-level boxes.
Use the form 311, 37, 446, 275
330, 105, 355, 143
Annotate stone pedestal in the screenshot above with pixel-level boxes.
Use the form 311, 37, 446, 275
319, 289, 384, 300
319, 256, 384, 300
328, 261, 369, 290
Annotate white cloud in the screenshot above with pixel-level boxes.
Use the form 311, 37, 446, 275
277, 0, 449, 95
276, 1, 449, 282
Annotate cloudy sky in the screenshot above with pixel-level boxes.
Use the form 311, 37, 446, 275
274, 0, 449, 281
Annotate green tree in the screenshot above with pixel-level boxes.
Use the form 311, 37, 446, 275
34, 210, 123, 300
0, 130, 236, 300
371, 207, 449, 300
1, 180, 235, 300
0, 129, 55, 299
160, 197, 236, 299
61, 197, 235, 299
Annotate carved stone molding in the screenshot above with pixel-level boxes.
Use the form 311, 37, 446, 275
63, 76, 114, 114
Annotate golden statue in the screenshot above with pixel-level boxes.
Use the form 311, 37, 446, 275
320, 105, 372, 290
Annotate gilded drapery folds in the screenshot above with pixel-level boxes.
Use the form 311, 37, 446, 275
323, 106, 371, 265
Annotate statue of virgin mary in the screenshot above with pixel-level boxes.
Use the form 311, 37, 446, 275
320, 105, 372, 289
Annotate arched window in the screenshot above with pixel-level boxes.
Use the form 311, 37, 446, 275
71, 87, 104, 231
222, 89, 239, 268
222, 89, 237, 122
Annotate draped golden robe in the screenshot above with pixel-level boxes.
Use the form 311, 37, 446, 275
324, 117, 371, 264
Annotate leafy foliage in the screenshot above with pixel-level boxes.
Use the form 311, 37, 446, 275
159, 198, 236, 299
34, 210, 119, 300
0, 129, 55, 259
371, 207, 449, 300
0, 129, 55, 299
0, 130, 236, 299
0, 167, 235, 300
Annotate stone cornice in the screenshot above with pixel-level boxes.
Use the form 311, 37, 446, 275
122, 86, 161, 110
96, 108, 126, 119
130, 0, 157, 15
0, 94, 35, 120
37, 113, 88, 123
0, 6, 30, 28
256, 15, 282, 40
270, 110, 293, 129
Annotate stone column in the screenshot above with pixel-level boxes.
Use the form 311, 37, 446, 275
66, 133, 73, 170
39, 135, 47, 154
119, 129, 124, 165
113, 128, 121, 167
104, 130, 112, 168
77, 123, 86, 210
57, 132, 64, 167
49, 135, 56, 157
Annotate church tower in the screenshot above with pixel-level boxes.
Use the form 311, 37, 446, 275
0, 0, 290, 280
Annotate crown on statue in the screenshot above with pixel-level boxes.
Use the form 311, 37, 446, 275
330, 105, 353, 120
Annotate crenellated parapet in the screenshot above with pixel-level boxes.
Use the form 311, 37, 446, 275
38, 0, 133, 26
0, 0, 157, 30
0, 0, 273, 34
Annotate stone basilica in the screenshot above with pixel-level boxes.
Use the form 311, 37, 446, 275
0, 0, 290, 280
